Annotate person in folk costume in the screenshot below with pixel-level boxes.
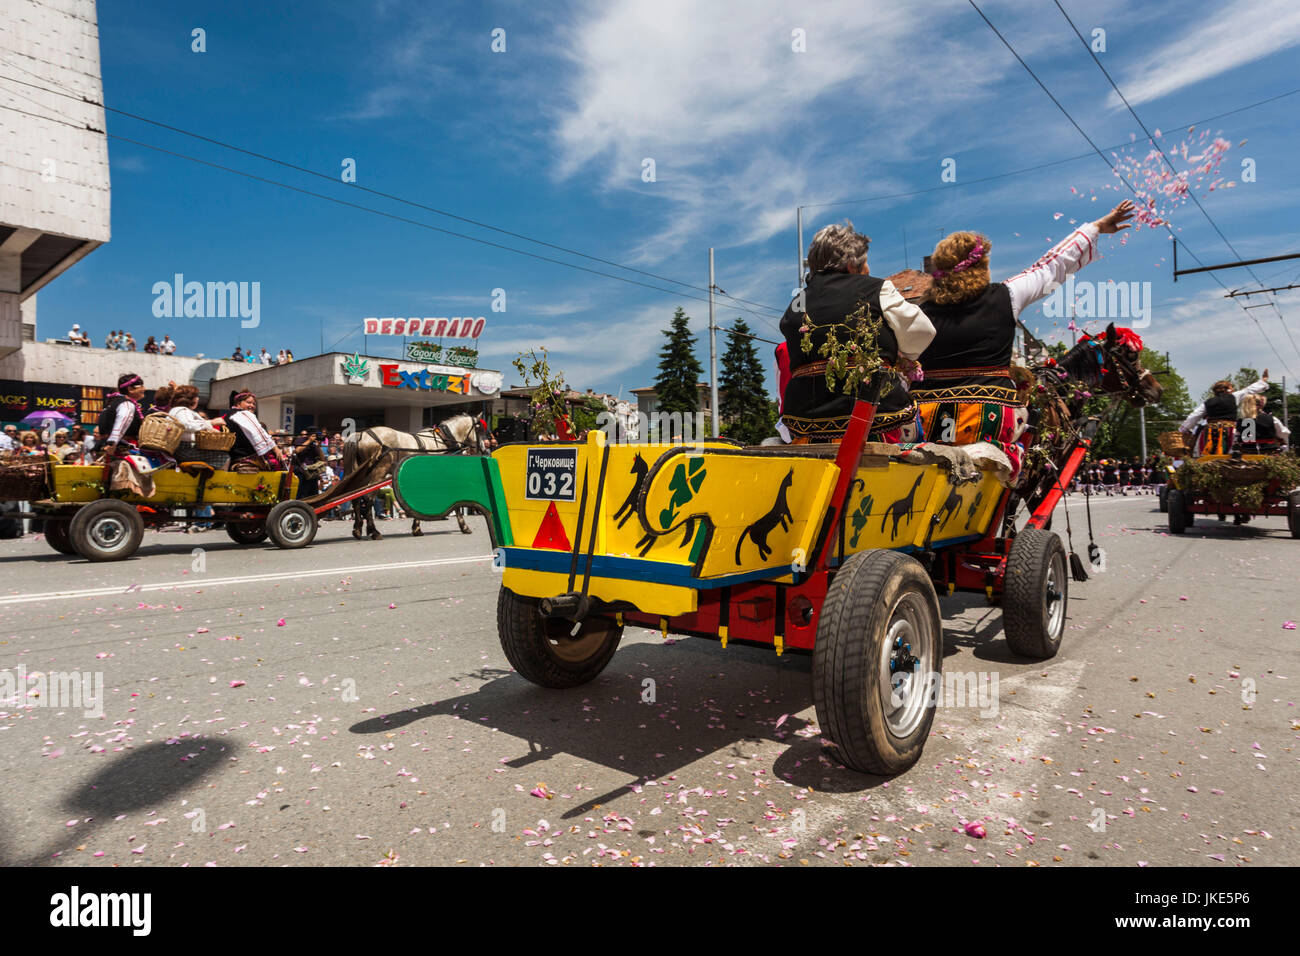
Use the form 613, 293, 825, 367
1179, 372, 1268, 456
912, 201, 1136, 482
1236, 392, 1291, 453
225, 390, 285, 472
167, 385, 225, 461
97, 371, 161, 496
778, 222, 936, 444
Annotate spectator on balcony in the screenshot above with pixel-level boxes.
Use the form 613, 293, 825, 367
259, 347, 273, 365
144, 335, 160, 354
124, 332, 138, 351
276, 349, 288, 365
284, 350, 295, 363
67, 323, 85, 344
232, 346, 245, 362
161, 334, 177, 355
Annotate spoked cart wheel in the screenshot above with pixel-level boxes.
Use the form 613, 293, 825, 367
1002, 528, 1068, 659
813, 549, 942, 775
43, 518, 76, 555
225, 520, 269, 545
1288, 491, 1300, 540
68, 500, 145, 562
1167, 488, 1193, 535
266, 500, 318, 549
496, 586, 624, 688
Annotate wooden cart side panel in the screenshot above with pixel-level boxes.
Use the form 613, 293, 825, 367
49, 465, 295, 505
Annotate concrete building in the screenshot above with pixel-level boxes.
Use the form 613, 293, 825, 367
1, 0, 111, 359
0, 340, 504, 433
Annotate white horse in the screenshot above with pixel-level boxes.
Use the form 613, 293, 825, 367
338, 414, 489, 540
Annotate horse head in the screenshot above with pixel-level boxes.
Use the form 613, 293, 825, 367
422, 413, 495, 454
1058, 323, 1162, 407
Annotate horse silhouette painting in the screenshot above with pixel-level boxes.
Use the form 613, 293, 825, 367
735, 470, 794, 564
880, 475, 924, 540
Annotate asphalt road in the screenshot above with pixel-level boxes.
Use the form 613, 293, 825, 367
0, 493, 1294, 867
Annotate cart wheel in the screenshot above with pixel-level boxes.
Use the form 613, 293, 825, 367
1158, 485, 1169, 513
813, 549, 941, 775
496, 586, 623, 689
225, 521, 268, 545
1288, 491, 1300, 539
44, 519, 76, 555
69, 500, 144, 562
266, 501, 318, 549
1003, 528, 1068, 659
1167, 489, 1193, 535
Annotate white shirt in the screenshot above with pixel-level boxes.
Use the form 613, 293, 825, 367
1180, 379, 1268, 432
107, 401, 137, 445
0, 433, 15, 451
1004, 223, 1101, 319
259, 351, 272, 364
162, 338, 177, 354
168, 406, 216, 442
228, 409, 275, 456
877, 279, 936, 361
68, 328, 83, 342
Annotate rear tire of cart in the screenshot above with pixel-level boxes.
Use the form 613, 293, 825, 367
266, 500, 317, 549
813, 549, 942, 776
225, 521, 268, 545
496, 586, 623, 689
1158, 485, 1169, 513
1003, 528, 1068, 659
69, 500, 144, 562
44, 519, 76, 555
1288, 491, 1300, 539
1168, 489, 1193, 535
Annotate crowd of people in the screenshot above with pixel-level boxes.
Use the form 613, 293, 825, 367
231, 347, 295, 366
63, 326, 182, 354
1070, 456, 1168, 496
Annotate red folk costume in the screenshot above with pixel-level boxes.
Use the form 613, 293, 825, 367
912, 224, 1104, 481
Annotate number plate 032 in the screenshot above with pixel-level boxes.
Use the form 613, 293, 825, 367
525, 447, 577, 501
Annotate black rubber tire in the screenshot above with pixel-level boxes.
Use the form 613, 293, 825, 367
69, 500, 144, 562
266, 500, 318, 549
812, 549, 942, 775
1168, 488, 1192, 535
1158, 485, 1169, 513
496, 586, 623, 688
225, 521, 268, 545
44, 519, 77, 555
1003, 528, 1068, 659
1288, 491, 1300, 539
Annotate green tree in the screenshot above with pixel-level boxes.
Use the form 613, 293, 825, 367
570, 395, 609, 434
719, 319, 775, 445
654, 307, 703, 415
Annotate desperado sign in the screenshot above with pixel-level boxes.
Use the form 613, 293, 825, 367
363, 316, 485, 338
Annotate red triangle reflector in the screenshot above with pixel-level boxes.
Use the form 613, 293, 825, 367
531, 501, 571, 551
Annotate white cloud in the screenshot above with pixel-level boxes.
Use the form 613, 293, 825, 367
1108, 0, 1300, 107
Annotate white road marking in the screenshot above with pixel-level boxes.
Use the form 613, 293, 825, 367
0, 554, 494, 607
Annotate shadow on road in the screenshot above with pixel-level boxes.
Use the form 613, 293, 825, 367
2, 735, 242, 866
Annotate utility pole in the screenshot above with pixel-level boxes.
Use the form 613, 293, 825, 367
1285, 376, 1290, 450
709, 247, 719, 438
1139, 405, 1147, 461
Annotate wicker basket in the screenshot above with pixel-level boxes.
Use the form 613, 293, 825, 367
0, 459, 50, 501
140, 413, 184, 454
175, 444, 230, 470
1158, 431, 1190, 456
197, 426, 236, 451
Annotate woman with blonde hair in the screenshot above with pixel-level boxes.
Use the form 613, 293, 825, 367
912, 200, 1136, 479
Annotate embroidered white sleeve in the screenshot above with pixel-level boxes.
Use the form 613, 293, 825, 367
878, 280, 936, 360
1180, 404, 1207, 432
1232, 378, 1268, 403
1004, 223, 1101, 319
231, 410, 275, 455
1273, 416, 1292, 440
107, 401, 135, 444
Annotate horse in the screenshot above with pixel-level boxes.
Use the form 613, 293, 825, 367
1016, 322, 1163, 507
339, 414, 491, 540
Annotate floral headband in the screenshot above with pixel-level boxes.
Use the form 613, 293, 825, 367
931, 241, 986, 279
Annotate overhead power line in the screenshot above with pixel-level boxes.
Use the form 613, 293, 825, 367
0, 63, 783, 322
965, 0, 1296, 380
1052, 0, 1300, 364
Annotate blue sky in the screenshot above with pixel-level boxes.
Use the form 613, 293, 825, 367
31, 0, 1300, 401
